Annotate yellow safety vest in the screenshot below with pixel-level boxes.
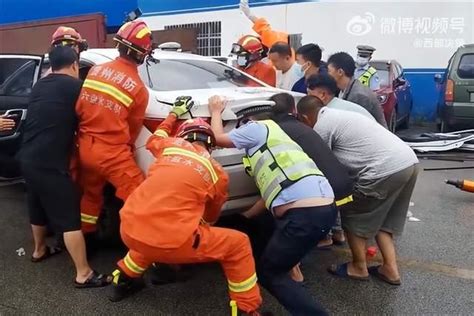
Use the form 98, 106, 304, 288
242, 120, 323, 210
358, 66, 377, 87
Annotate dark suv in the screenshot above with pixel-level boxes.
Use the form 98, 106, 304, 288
435, 44, 474, 132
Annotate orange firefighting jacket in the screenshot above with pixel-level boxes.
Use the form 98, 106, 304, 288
119, 114, 229, 249
243, 61, 276, 87
76, 57, 149, 146
252, 17, 295, 61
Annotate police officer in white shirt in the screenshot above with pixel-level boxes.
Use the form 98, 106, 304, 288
354, 45, 380, 91
268, 42, 304, 91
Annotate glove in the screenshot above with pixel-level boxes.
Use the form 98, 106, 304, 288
171, 96, 194, 117
240, 0, 257, 22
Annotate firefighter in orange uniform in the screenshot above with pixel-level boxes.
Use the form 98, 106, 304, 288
108, 97, 264, 315
232, 35, 276, 87
75, 20, 153, 234
239, 0, 293, 59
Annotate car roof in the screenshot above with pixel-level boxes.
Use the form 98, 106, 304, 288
81, 48, 218, 62
370, 59, 392, 70
457, 43, 474, 52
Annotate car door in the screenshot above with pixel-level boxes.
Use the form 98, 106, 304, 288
0, 54, 43, 143
393, 62, 410, 120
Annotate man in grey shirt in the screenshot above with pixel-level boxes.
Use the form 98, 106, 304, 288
298, 100, 419, 286
306, 73, 374, 119
327, 52, 388, 128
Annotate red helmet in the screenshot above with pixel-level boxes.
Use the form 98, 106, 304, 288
232, 35, 263, 55
114, 20, 153, 56
51, 26, 88, 52
176, 118, 216, 148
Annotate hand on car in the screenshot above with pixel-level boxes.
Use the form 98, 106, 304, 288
171, 96, 194, 117
208, 96, 227, 115
0, 116, 16, 131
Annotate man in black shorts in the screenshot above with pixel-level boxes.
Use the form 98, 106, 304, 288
17, 46, 109, 288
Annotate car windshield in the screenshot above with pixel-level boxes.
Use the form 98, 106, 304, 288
139, 58, 264, 91
457, 53, 474, 79
376, 69, 390, 87
0, 58, 38, 97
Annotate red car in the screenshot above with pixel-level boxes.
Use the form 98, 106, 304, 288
371, 60, 413, 132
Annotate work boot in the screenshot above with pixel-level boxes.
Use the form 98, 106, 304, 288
230, 301, 273, 316
149, 263, 193, 285
108, 269, 145, 302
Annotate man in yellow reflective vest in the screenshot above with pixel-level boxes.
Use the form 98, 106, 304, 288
209, 96, 336, 316
354, 45, 380, 91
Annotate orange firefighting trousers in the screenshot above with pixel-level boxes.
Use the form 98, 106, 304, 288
78, 134, 144, 233
118, 225, 262, 313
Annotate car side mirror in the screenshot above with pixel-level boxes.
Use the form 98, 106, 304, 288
394, 77, 406, 88
434, 73, 443, 83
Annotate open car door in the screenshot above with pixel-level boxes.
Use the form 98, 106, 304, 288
0, 54, 43, 180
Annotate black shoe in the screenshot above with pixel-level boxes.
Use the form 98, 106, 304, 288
231, 300, 273, 316
149, 264, 193, 285
108, 269, 145, 302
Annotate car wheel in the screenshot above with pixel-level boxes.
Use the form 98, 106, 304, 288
440, 120, 452, 133
399, 103, 411, 130
389, 109, 397, 133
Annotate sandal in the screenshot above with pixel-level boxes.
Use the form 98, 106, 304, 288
327, 263, 370, 281
74, 270, 111, 289
31, 246, 62, 263
368, 266, 401, 286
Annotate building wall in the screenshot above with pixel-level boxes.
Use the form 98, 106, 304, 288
141, 0, 474, 121
0, 0, 137, 29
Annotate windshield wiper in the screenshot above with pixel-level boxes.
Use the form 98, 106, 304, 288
145, 55, 160, 89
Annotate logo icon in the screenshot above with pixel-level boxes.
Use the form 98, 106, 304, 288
346, 12, 375, 36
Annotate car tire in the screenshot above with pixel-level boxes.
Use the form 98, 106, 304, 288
389, 109, 397, 133
440, 120, 452, 133
97, 184, 123, 246
399, 103, 411, 130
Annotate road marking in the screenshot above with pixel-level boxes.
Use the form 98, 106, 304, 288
333, 248, 474, 281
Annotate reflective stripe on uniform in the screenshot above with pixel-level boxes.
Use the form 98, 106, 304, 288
359, 66, 377, 86
153, 129, 169, 138
81, 213, 98, 224
112, 269, 121, 285
335, 194, 353, 207
83, 79, 133, 107
123, 253, 146, 274
228, 273, 258, 293
162, 147, 218, 184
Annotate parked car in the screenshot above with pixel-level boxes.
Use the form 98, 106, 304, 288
370, 59, 413, 132
435, 44, 474, 132
0, 49, 303, 213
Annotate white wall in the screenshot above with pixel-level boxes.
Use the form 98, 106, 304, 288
143, 0, 474, 68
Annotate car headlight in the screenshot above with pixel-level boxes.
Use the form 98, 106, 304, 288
377, 94, 388, 104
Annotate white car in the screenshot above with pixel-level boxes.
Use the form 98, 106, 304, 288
0, 49, 303, 212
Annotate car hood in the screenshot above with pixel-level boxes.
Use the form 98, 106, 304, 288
145, 87, 304, 120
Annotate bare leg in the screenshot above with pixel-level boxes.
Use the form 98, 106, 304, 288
63, 230, 93, 283
346, 232, 369, 277
31, 225, 47, 258
289, 263, 304, 282
375, 231, 400, 281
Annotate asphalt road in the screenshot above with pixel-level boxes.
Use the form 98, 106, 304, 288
0, 158, 473, 315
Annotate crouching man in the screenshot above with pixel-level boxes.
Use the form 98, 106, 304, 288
297, 97, 419, 285
209, 95, 336, 315
109, 97, 264, 316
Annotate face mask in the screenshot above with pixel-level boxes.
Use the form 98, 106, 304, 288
296, 62, 309, 77
356, 56, 370, 67
294, 63, 304, 77
237, 55, 248, 67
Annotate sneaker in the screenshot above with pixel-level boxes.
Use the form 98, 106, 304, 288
108, 269, 145, 302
